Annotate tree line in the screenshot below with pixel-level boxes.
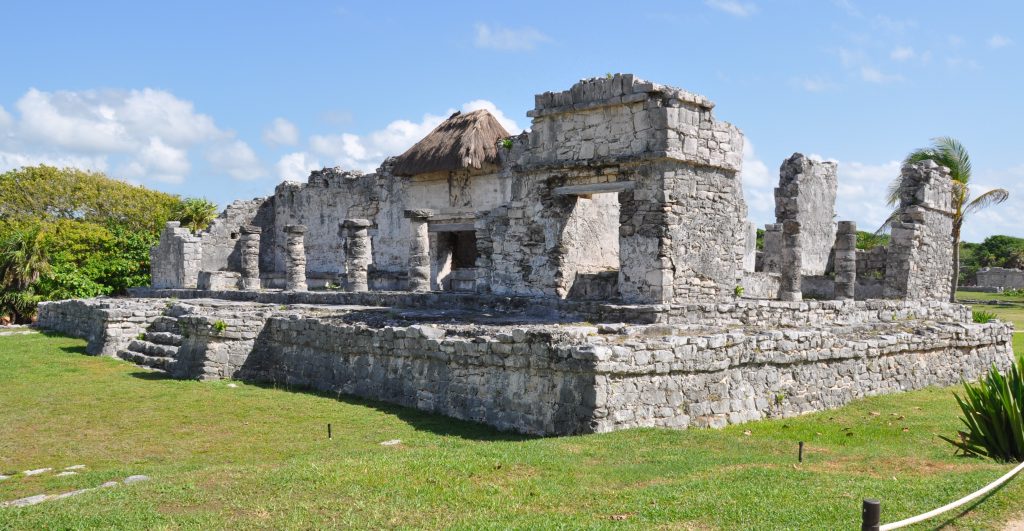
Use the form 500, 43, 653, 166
0, 166, 218, 323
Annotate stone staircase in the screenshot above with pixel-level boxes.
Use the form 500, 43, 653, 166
116, 310, 186, 374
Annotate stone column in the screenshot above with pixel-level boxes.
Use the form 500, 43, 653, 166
341, 219, 372, 292
240, 225, 262, 290
284, 224, 307, 292
833, 221, 857, 300
779, 220, 802, 301
404, 209, 432, 292
761, 223, 782, 274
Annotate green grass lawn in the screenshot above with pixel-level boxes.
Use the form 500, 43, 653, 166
957, 291, 1024, 356
2, 333, 1024, 529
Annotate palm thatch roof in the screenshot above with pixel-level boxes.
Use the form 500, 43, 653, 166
391, 109, 510, 177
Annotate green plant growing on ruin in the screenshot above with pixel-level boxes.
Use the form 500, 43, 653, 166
499, 138, 514, 151
885, 137, 1009, 302
212, 320, 228, 334
774, 392, 786, 406
733, 285, 744, 297
137, 333, 146, 341
279, 305, 288, 310
973, 310, 998, 324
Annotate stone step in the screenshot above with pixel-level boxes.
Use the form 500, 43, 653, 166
116, 349, 176, 372
127, 339, 179, 358
144, 331, 182, 347
147, 316, 181, 334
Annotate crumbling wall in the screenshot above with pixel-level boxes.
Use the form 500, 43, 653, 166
199, 198, 268, 273
977, 267, 1024, 290
884, 161, 954, 300
772, 153, 837, 275
272, 168, 382, 285
150, 222, 201, 289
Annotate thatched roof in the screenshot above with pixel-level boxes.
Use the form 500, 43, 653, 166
391, 109, 510, 177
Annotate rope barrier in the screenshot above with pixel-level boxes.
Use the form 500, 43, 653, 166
862, 459, 1024, 530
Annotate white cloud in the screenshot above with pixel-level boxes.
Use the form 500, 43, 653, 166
890, 46, 915, 61
474, 23, 550, 51
705, 0, 757, 16
263, 117, 299, 147
793, 76, 835, 92
860, 66, 902, 84
0, 151, 108, 173
207, 140, 266, 180
739, 140, 774, 222
705, 0, 757, 17
948, 35, 964, 47
276, 152, 321, 182
988, 34, 1012, 49
298, 99, 519, 175
0, 87, 258, 185
0, 105, 11, 130
739, 141, 771, 188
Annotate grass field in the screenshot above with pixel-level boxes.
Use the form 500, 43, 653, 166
957, 290, 1024, 354
2, 333, 1024, 529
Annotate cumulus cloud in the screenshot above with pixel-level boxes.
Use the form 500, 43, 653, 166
860, 66, 902, 84
793, 76, 836, 92
474, 23, 550, 51
207, 140, 266, 180
988, 34, 1012, 49
0, 87, 263, 185
705, 0, 757, 16
276, 152, 321, 182
263, 117, 299, 147
890, 46, 915, 61
739, 140, 774, 222
282, 99, 521, 181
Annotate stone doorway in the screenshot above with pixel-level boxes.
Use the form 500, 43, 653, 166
555, 185, 623, 300
430, 228, 479, 292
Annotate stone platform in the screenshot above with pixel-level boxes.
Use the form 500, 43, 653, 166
37, 291, 1014, 436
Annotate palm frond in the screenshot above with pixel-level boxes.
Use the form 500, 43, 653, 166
885, 175, 904, 207
964, 188, 1010, 217
874, 208, 901, 235
933, 136, 972, 184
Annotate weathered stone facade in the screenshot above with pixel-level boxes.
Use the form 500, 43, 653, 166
39, 74, 1001, 437
37, 294, 1013, 435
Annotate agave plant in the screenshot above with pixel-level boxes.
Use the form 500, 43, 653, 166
941, 356, 1024, 462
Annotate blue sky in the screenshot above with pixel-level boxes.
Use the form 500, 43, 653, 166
1, 0, 1020, 241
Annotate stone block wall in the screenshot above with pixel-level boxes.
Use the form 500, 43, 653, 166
772, 153, 837, 275
36, 298, 168, 356
150, 222, 201, 289
884, 161, 954, 300
977, 267, 1024, 290
199, 198, 272, 273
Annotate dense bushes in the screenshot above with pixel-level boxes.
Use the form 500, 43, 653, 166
0, 165, 216, 323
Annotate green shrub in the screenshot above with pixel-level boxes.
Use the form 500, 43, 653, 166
212, 320, 228, 334
973, 310, 998, 323
941, 356, 1024, 462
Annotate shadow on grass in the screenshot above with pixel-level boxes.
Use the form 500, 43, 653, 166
245, 379, 534, 442
128, 370, 175, 381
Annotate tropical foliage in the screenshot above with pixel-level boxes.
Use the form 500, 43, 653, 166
0, 165, 215, 323
885, 137, 1009, 301
942, 356, 1024, 462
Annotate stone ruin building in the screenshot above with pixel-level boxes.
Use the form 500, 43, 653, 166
39, 75, 1013, 435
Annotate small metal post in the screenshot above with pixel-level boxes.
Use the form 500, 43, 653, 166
798, 441, 804, 463
327, 423, 332, 440
862, 499, 881, 531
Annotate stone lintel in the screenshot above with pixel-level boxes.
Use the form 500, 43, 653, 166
428, 222, 476, 233
553, 181, 636, 197
240, 225, 262, 235
404, 209, 434, 220
284, 224, 307, 234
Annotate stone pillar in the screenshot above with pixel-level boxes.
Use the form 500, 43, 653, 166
774, 153, 838, 275
341, 219, 372, 292
761, 223, 782, 274
834, 221, 857, 300
284, 224, 307, 292
404, 209, 433, 292
779, 220, 802, 301
240, 225, 262, 290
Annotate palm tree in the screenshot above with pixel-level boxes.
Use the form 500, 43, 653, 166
174, 198, 219, 233
886, 137, 1009, 302
0, 225, 51, 323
